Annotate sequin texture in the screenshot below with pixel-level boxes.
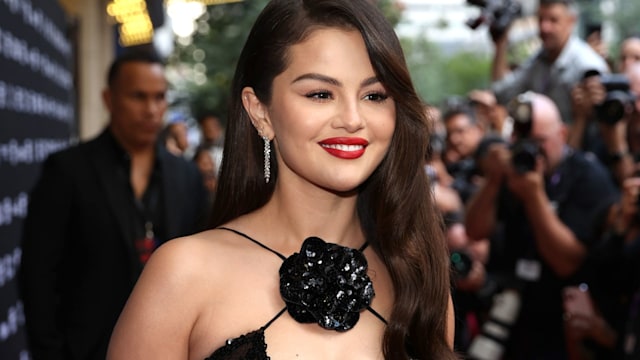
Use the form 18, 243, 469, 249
279, 237, 374, 331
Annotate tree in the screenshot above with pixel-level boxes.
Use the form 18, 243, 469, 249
606, 0, 640, 67
402, 35, 491, 107
169, 0, 269, 125
574, 0, 640, 69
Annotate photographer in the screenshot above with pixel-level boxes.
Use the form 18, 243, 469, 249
442, 100, 486, 204
574, 63, 640, 186
469, 89, 513, 140
465, 92, 618, 359
570, 35, 640, 166
490, 0, 609, 144
425, 129, 493, 355
561, 175, 640, 359
619, 35, 640, 73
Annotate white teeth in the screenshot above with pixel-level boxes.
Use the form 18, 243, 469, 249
321, 144, 364, 151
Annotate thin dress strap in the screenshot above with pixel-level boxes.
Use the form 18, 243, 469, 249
217, 227, 286, 260
357, 243, 387, 325
218, 227, 387, 326
367, 306, 388, 325
262, 307, 287, 331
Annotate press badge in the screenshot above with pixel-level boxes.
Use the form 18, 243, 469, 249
516, 259, 541, 281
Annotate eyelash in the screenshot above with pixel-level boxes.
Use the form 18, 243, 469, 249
306, 91, 332, 100
304, 91, 389, 103
365, 92, 389, 102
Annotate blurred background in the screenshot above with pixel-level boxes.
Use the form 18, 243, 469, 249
1, 0, 640, 358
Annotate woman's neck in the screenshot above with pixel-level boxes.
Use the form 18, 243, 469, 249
248, 182, 363, 253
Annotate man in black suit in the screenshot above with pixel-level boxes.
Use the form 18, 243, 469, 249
18, 51, 208, 360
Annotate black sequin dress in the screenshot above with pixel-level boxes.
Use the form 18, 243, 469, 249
205, 227, 387, 360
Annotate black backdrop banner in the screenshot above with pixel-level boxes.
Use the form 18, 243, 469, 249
0, 0, 75, 358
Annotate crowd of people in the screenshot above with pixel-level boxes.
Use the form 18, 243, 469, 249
20, 0, 458, 359
426, 0, 640, 359
15, 0, 640, 359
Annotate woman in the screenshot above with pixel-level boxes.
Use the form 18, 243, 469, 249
107, 0, 456, 359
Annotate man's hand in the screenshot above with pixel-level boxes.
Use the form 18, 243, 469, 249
505, 155, 545, 202
479, 143, 511, 184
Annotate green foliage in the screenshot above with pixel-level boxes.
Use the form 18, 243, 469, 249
170, 0, 269, 123
608, 0, 640, 43
575, 0, 640, 69
402, 36, 446, 104
577, 0, 640, 41
402, 36, 491, 107
444, 51, 491, 96
374, 0, 403, 27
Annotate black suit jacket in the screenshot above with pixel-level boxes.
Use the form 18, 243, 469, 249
19, 129, 208, 360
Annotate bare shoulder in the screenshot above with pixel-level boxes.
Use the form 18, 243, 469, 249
146, 228, 253, 283
114, 228, 264, 333
109, 228, 268, 359
143, 226, 282, 290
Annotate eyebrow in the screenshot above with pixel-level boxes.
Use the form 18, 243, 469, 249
291, 73, 380, 88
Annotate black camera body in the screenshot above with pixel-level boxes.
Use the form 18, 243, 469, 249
466, 0, 522, 38
584, 70, 635, 124
511, 139, 539, 174
508, 92, 540, 173
451, 250, 473, 279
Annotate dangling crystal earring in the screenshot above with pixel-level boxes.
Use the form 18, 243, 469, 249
262, 135, 271, 183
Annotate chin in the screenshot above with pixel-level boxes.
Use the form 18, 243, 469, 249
324, 178, 369, 195
137, 136, 158, 148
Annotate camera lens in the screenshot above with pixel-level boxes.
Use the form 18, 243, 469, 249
593, 73, 635, 124
451, 250, 473, 278
597, 91, 631, 124
511, 139, 539, 174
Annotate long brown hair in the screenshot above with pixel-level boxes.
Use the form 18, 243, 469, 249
210, 1, 455, 358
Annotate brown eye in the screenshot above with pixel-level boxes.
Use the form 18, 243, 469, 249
306, 91, 332, 100
364, 92, 388, 102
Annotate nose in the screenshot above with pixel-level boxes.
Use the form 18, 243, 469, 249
146, 97, 166, 116
540, 20, 555, 36
448, 134, 461, 149
335, 99, 365, 133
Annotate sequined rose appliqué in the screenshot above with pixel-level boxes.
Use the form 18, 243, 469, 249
279, 237, 375, 331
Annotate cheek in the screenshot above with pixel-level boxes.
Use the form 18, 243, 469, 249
383, 117, 396, 138
377, 118, 396, 148
545, 140, 561, 158
349, 104, 395, 145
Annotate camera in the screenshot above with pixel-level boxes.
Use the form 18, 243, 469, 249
508, 92, 540, 174
466, 0, 522, 38
451, 250, 473, 279
510, 139, 539, 174
584, 70, 636, 124
467, 289, 521, 360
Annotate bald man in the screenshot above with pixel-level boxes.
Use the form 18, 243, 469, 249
465, 92, 618, 359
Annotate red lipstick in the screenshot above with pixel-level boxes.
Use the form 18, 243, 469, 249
318, 137, 368, 159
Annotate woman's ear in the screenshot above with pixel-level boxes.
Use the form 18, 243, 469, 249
242, 87, 274, 139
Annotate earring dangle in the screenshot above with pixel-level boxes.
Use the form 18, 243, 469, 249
262, 136, 271, 183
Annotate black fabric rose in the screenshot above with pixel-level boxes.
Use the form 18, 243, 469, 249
279, 236, 374, 332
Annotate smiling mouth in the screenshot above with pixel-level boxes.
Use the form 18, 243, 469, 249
320, 144, 365, 151
319, 142, 367, 159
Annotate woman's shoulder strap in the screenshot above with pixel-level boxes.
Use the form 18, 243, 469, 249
217, 227, 286, 260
